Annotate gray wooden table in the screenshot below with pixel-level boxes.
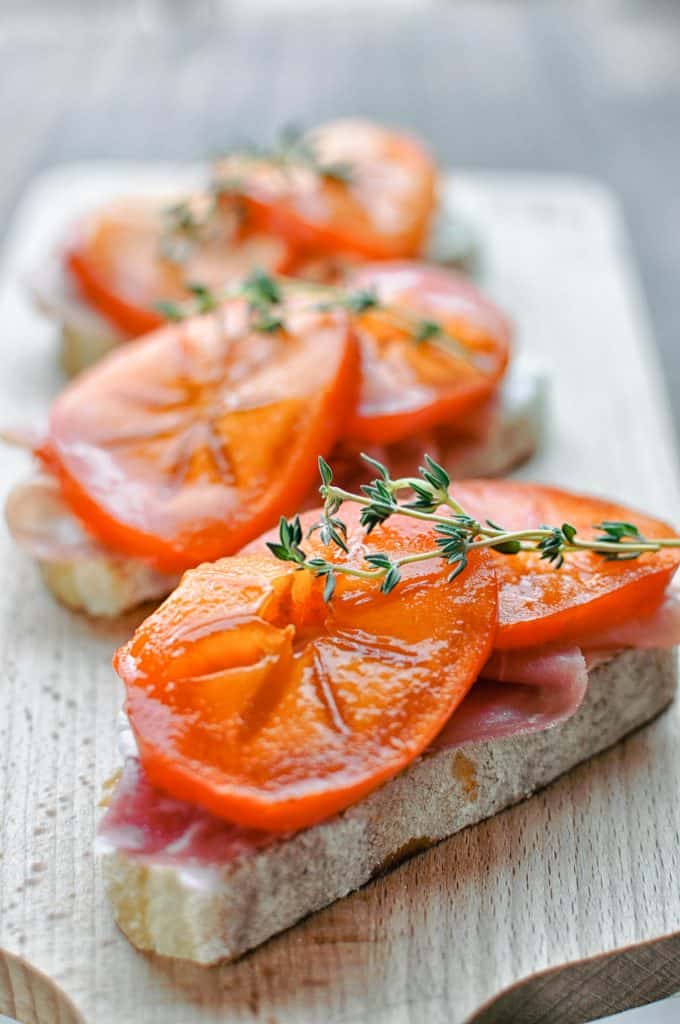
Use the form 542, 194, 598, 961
1, 0, 678, 448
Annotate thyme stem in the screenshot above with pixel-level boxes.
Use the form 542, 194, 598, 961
155, 271, 476, 362
266, 454, 680, 599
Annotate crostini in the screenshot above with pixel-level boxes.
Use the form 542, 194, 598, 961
7, 268, 543, 616
32, 119, 467, 377
98, 458, 680, 963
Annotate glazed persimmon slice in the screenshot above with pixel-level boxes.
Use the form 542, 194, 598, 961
344, 262, 512, 444
454, 480, 680, 649
66, 197, 293, 337
44, 298, 358, 572
216, 119, 437, 260
115, 505, 497, 831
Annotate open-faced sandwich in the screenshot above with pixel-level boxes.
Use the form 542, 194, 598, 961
31, 119, 475, 377
97, 454, 680, 964
6, 266, 543, 616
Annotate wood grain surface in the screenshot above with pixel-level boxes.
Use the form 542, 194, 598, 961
0, 168, 679, 1023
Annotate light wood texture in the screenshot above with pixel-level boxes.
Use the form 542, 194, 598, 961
0, 168, 678, 1023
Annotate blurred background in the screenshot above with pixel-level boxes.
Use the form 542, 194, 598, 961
1, 0, 679, 444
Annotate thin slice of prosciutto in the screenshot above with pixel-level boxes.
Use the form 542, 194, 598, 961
97, 645, 591, 869
97, 757, 280, 870
580, 581, 680, 651
5, 474, 105, 561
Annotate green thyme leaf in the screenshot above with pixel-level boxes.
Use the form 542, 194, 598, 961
186, 281, 218, 313
319, 160, 354, 184
414, 319, 442, 343
243, 268, 282, 308
364, 552, 393, 570
594, 520, 643, 541
155, 300, 185, 322
381, 565, 402, 594
251, 313, 284, 333
562, 522, 578, 543
421, 454, 450, 492
360, 452, 391, 480
343, 289, 380, 314
323, 570, 337, 602
318, 456, 334, 487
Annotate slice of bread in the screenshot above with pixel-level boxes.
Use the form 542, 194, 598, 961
100, 647, 676, 964
39, 557, 178, 619
29, 257, 124, 377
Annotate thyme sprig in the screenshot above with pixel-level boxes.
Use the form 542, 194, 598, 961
160, 127, 352, 264
216, 124, 354, 188
154, 270, 285, 331
159, 196, 221, 265
312, 283, 474, 362
154, 271, 475, 360
266, 454, 680, 599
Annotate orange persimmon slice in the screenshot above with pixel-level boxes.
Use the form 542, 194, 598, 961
43, 298, 358, 572
115, 504, 497, 831
65, 197, 293, 337
343, 262, 511, 444
454, 480, 680, 649
216, 119, 437, 260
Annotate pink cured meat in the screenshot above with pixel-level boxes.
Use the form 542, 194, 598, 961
98, 647, 589, 866
97, 757, 281, 868
432, 667, 588, 750
479, 583, 680, 686
482, 645, 586, 688
433, 646, 589, 749
5, 474, 104, 561
580, 581, 680, 650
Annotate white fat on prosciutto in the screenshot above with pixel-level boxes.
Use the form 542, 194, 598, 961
96, 758, 279, 874
28, 254, 124, 343
5, 474, 105, 561
581, 580, 680, 651
1, 422, 47, 450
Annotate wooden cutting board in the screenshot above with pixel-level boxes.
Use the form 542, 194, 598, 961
0, 168, 678, 1024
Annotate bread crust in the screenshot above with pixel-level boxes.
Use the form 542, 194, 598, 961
28, 261, 123, 378
59, 321, 119, 377
100, 647, 677, 965
39, 557, 177, 618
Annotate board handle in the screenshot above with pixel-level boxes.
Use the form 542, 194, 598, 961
0, 948, 85, 1024
465, 931, 680, 1024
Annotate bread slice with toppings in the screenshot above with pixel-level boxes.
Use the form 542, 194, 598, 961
7, 359, 545, 618
99, 647, 676, 964
32, 203, 481, 379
